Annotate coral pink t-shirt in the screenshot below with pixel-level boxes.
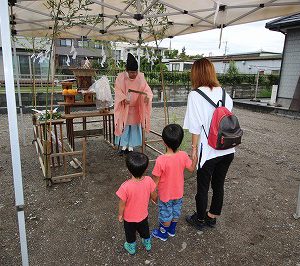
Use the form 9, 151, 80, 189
152, 151, 192, 203
116, 176, 156, 222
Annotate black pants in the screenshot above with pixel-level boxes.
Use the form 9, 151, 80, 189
195, 153, 234, 220
124, 217, 150, 243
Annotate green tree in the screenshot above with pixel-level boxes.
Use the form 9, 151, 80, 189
191, 54, 204, 59
179, 46, 189, 60
154, 62, 168, 72
226, 61, 240, 97
140, 56, 152, 72
165, 49, 179, 59
227, 60, 239, 76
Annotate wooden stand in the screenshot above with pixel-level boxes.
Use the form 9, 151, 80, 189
61, 81, 73, 90
62, 110, 115, 150
83, 93, 94, 103
64, 94, 75, 103
142, 129, 164, 161
33, 117, 86, 186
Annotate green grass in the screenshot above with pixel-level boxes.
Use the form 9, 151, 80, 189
0, 86, 62, 94
258, 87, 272, 98
180, 129, 192, 152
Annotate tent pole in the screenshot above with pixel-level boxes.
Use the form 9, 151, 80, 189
137, 25, 142, 72
0, 2, 29, 266
294, 183, 300, 219
13, 38, 26, 146
137, 46, 141, 71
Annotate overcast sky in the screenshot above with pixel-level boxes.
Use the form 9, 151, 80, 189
154, 19, 285, 56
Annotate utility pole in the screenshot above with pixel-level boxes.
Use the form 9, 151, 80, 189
222, 41, 228, 73
223, 41, 228, 56
254, 69, 260, 101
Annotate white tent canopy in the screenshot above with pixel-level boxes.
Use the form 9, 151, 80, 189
12, 0, 300, 42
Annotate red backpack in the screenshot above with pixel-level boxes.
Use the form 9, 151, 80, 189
196, 88, 243, 150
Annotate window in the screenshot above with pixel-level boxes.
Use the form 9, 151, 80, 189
58, 55, 69, 67
73, 56, 84, 67
33, 60, 41, 75
19, 55, 30, 74
18, 55, 44, 75
172, 63, 180, 71
114, 50, 121, 61
94, 42, 101, 49
59, 39, 72, 47
271, 70, 280, 75
183, 63, 192, 71
58, 55, 86, 68
39, 60, 49, 77
78, 40, 89, 48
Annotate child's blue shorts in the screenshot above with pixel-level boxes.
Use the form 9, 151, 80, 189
158, 198, 183, 223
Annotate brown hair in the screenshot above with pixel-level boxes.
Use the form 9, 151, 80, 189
191, 58, 220, 90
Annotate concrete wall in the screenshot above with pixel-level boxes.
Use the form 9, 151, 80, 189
277, 28, 300, 109
0, 84, 262, 112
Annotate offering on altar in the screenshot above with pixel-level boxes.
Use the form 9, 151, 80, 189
62, 89, 78, 95
32, 107, 62, 121
90, 76, 113, 112
61, 81, 78, 103
68, 58, 99, 103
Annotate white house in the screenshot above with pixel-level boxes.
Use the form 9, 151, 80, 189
0, 37, 167, 78
209, 51, 282, 75
164, 51, 282, 75
112, 42, 167, 61
0, 36, 51, 79
163, 59, 194, 72
164, 51, 282, 74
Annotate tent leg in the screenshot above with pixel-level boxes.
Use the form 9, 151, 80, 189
293, 183, 300, 220
17, 208, 29, 265
0, 2, 29, 266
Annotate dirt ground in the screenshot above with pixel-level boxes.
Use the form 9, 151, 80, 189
1, 106, 300, 266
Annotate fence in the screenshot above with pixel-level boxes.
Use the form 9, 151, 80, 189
0, 72, 279, 101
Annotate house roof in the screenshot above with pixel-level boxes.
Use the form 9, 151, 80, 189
163, 51, 282, 63
207, 51, 282, 62
266, 13, 300, 32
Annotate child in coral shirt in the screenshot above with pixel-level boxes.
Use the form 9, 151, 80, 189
152, 124, 197, 241
116, 152, 157, 255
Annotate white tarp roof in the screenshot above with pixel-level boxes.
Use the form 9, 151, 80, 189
12, 0, 300, 42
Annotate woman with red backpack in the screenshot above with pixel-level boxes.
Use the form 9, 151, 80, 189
183, 58, 241, 230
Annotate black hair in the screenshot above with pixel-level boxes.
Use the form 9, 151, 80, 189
126, 152, 149, 178
162, 124, 184, 152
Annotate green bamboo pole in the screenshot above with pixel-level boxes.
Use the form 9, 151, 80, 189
147, 16, 170, 126
44, 0, 62, 185
32, 38, 37, 109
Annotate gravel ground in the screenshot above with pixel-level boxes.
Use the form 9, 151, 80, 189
1, 106, 300, 266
